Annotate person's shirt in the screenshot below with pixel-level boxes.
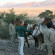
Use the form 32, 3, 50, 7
16, 25, 32, 37
9, 23, 16, 35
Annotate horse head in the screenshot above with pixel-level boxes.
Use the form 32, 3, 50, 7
24, 23, 32, 35
32, 23, 41, 37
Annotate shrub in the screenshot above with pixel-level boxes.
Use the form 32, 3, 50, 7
0, 23, 10, 39
25, 19, 37, 24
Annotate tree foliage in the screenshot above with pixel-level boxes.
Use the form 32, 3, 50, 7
25, 19, 37, 24
16, 13, 28, 21
0, 12, 5, 19
4, 8, 16, 24
3, 9, 28, 24
0, 8, 37, 39
38, 10, 55, 19
0, 20, 9, 39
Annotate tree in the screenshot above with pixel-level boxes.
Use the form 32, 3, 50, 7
0, 12, 6, 19
48, 14, 55, 19
25, 19, 37, 24
45, 10, 53, 15
4, 8, 16, 24
38, 12, 47, 18
38, 10, 55, 19
16, 13, 28, 21
3, 8, 28, 24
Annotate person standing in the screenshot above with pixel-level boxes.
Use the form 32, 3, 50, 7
16, 21, 32, 55
9, 20, 16, 47
37, 18, 54, 55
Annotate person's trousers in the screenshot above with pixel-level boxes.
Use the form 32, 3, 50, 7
10, 35, 15, 47
18, 36, 24, 55
38, 42, 53, 55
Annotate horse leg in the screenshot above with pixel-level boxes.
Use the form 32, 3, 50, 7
33, 37, 38, 47
25, 36, 30, 48
52, 50, 54, 55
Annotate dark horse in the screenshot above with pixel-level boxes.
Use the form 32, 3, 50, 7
24, 23, 44, 47
24, 23, 32, 47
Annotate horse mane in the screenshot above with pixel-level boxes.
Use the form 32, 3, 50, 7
24, 23, 28, 29
32, 24, 37, 30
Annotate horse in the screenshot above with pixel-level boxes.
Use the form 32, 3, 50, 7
32, 23, 44, 47
24, 23, 32, 47
32, 22, 55, 55
24, 23, 44, 47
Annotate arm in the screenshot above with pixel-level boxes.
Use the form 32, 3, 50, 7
22, 26, 32, 33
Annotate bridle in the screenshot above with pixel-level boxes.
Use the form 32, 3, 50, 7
34, 24, 41, 36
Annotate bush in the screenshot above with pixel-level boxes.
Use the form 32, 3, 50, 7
16, 13, 28, 21
0, 24, 10, 39
0, 12, 5, 19
25, 19, 37, 24
3, 9, 28, 24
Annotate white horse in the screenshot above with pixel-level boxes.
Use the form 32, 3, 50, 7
32, 23, 55, 55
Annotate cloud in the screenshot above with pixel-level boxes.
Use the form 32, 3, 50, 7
0, 0, 47, 6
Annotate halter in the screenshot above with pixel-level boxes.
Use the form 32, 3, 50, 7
34, 24, 41, 37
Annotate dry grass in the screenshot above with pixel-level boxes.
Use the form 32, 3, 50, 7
0, 8, 55, 17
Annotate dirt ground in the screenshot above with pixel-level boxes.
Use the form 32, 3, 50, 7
0, 38, 46, 55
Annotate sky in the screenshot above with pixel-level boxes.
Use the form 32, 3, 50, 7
0, 0, 47, 6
